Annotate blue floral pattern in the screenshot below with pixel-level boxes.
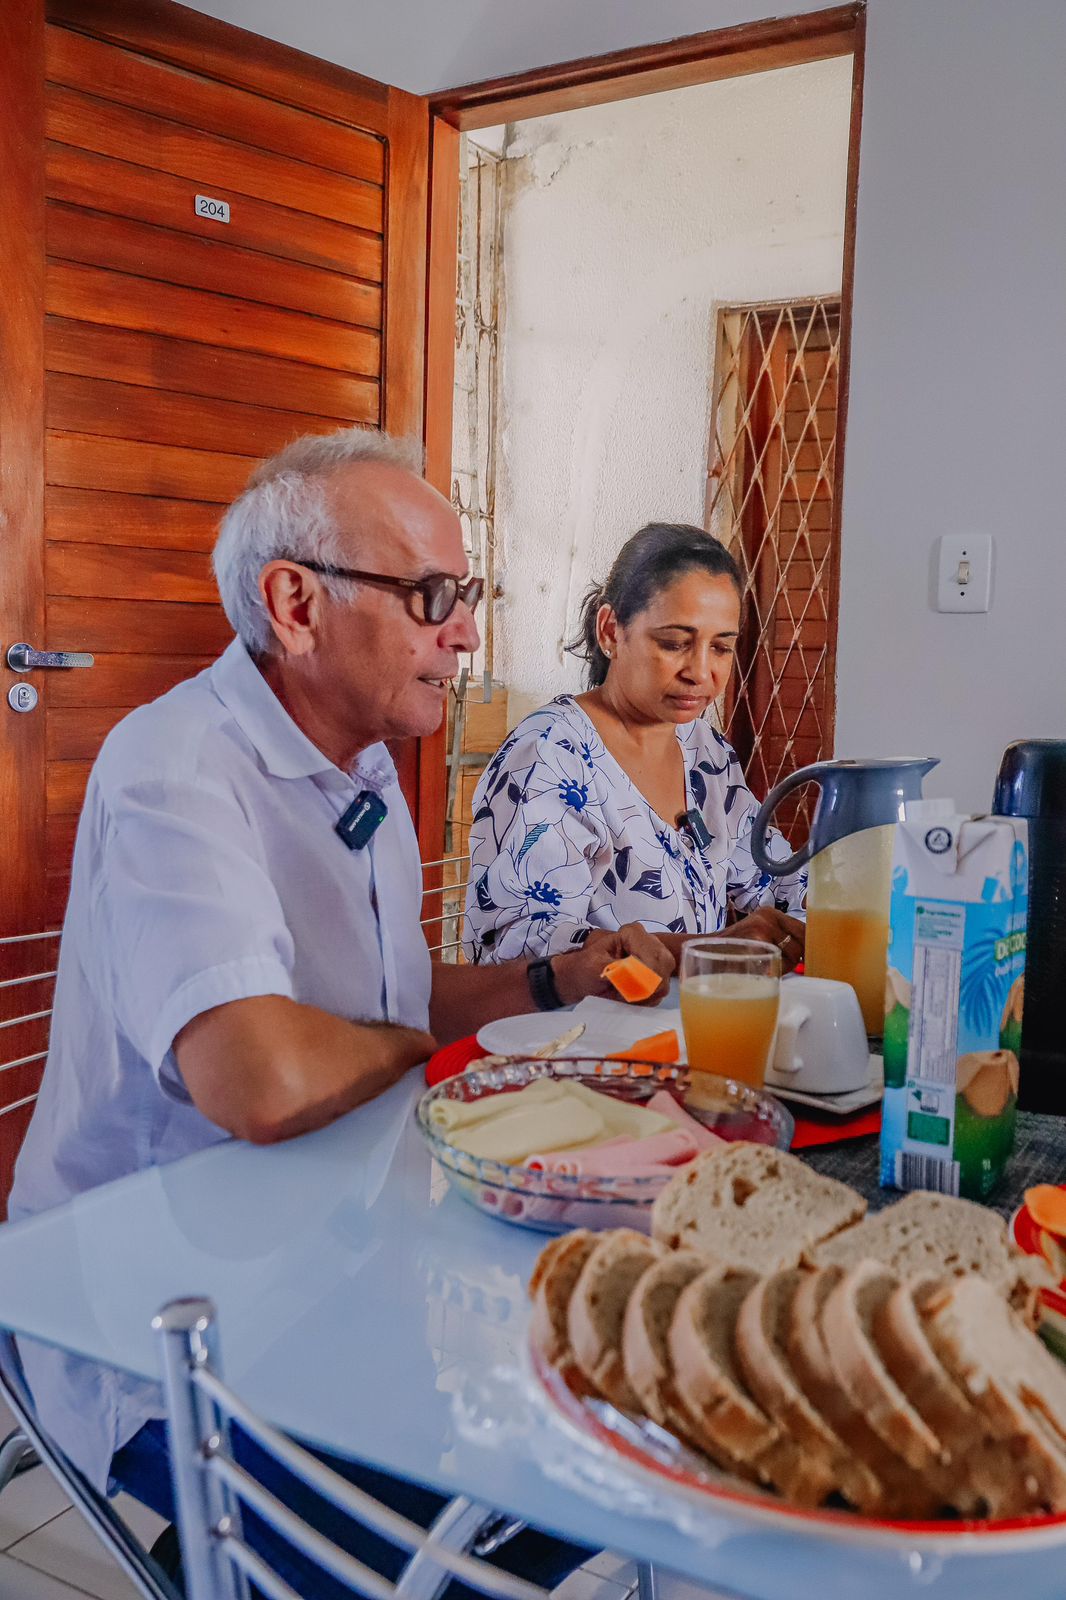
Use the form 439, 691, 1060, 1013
463, 695, 806, 962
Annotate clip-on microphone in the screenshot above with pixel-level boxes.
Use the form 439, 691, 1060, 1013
336, 790, 388, 851
677, 808, 713, 851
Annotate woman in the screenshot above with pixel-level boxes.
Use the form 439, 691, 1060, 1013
463, 522, 806, 971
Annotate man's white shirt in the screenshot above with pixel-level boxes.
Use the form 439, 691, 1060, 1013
9, 638, 431, 1487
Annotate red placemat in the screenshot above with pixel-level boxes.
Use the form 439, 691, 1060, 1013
423, 1036, 880, 1148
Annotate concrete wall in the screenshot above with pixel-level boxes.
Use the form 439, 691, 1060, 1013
834, 0, 1066, 808
490, 57, 852, 724
183, 0, 1066, 808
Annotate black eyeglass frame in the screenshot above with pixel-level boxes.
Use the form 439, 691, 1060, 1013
283, 558, 484, 625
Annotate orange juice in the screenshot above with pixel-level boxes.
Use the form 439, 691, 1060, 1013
804, 906, 890, 1035
680, 973, 780, 1086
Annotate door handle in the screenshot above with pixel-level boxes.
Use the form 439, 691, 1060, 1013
6, 642, 95, 672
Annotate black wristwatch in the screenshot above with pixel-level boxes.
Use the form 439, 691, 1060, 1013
527, 956, 565, 1011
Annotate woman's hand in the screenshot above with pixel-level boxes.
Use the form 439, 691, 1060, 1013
720, 907, 805, 971
552, 922, 674, 1006
656, 910, 805, 974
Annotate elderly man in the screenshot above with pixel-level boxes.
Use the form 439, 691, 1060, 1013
9, 428, 669, 1593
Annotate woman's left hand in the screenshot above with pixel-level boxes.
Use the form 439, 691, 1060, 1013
552, 922, 674, 1006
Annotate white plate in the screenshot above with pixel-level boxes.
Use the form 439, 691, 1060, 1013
476, 996, 686, 1062
768, 1054, 884, 1115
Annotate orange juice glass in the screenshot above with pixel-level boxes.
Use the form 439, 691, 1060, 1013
680, 937, 781, 1088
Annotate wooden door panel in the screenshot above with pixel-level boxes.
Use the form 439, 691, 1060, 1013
47, 374, 346, 458
47, 432, 255, 500
46, 542, 215, 603
47, 264, 382, 374
46, 320, 379, 422
46, 205, 383, 327
45, 653, 216, 708
46, 26, 387, 183
46, 85, 384, 231
1, 0, 435, 1210
49, 597, 231, 656
45, 487, 223, 551
46, 144, 384, 279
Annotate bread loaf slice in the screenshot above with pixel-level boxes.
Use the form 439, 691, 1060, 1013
621, 1249, 711, 1449
568, 1230, 665, 1410
876, 1279, 1043, 1518
651, 1144, 865, 1272
785, 1266, 940, 1517
735, 1269, 879, 1511
920, 1274, 1066, 1513
810, 1192, 1050, 1318
820, 1262, 948, 1480
669, 1266, 822, 1502
530, 1229, 598, 1376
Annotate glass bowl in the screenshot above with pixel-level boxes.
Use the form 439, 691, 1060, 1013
416, 1057, 794, 1235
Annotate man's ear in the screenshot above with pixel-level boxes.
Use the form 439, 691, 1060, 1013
259, 561, 322, 657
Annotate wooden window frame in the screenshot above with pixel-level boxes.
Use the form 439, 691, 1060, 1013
423, 3, 866, 800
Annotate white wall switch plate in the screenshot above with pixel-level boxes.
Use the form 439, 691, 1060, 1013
935, 533, 993, 612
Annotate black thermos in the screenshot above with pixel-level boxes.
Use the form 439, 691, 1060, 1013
993, 740, 1066, 1114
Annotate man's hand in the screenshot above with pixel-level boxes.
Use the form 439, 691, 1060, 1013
551, 922, 674, 1007
176, 996, 436, 1144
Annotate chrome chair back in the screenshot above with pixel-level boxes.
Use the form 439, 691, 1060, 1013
155, 1296, 554, 1600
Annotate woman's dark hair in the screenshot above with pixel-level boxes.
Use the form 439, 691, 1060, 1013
568, 522, 744, 689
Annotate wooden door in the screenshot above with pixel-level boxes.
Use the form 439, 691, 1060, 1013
0, 0, 441, 1196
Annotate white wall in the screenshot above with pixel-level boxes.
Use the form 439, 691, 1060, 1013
835, 0, 1066, 809
184, 0, 1066, 807
491, 58, 852, 723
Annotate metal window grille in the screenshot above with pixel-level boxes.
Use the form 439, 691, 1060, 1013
706, 298, 842, 842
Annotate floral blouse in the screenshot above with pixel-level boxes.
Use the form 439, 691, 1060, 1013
463, 695, 807, 963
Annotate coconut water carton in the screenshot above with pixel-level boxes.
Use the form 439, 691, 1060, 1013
881, 804, 1027, 1200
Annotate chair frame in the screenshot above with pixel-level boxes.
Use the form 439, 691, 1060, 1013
155, 1294, 569, 1600
0, 1327, 179, 1599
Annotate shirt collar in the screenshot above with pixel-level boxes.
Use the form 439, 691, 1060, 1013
208, 638, 396, 793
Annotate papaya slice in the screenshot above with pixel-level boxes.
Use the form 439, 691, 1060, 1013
601, 954, 662, 1003
1025, 1184, 1066, 1239
607, 1030, 680, 1064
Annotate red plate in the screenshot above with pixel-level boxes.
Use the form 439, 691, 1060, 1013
530, 1342, 1066, 1552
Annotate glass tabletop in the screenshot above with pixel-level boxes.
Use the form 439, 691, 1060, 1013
2, 1071, 1065, 1600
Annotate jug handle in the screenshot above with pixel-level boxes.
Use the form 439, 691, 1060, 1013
750, 763, 830, 877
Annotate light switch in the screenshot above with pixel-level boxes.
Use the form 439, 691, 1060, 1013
935, 533, 993, 612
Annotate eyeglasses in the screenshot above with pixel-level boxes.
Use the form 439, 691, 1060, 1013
285, 559, 485, 625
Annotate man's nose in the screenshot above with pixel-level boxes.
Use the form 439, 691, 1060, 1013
441, 598, 481, 654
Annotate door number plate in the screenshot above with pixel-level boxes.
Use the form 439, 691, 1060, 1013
8, 682, 39, 714
194, 193, 230, 224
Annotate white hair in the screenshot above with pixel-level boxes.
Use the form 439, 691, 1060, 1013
213, 427, 424, 656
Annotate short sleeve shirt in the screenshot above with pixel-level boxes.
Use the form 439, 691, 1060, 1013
9, 638, 431, 1487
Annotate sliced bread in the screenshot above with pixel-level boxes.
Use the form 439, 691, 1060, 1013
621, 1249, 711, 1449
785, 1266, 940, 1517
529, 1229, 598, 1375
669, 1266, 824, 1502
810, 1192, 1051, 1317
735, 1269, 880, 1511
568, 1230, 665, 1410
651, 1144, 866, 1272
820, 1261, 949, 1481
876, 1278, 1042, 1519
919, 1273, 1066, 1512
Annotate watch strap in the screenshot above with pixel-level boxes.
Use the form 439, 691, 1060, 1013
526, 956, 564, 1011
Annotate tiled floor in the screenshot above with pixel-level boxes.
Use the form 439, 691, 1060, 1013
0, 1394, 723, 1600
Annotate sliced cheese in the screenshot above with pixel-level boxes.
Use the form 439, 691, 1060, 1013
448, 1096, 606, 1161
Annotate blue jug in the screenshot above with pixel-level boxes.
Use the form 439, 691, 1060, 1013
750, 758, 938, 1035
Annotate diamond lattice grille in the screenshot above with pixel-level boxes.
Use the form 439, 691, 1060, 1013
706, 299, 841, 842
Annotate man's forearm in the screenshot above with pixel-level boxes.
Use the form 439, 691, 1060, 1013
176, 996, 435, 1143
430, 959, 541, 1044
